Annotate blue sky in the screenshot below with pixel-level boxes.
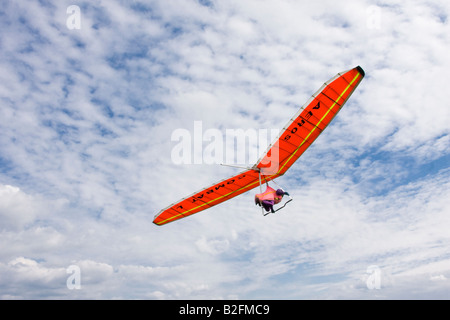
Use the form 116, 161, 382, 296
0, 0, 449, 299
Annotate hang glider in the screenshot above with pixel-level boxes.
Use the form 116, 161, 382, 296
153, 66, 365, 226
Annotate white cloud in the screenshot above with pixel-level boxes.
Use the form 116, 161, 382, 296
0, 257, 66, 299
196, 236, 230, 255
0, 0, 449, 300
0, 185, 37, 231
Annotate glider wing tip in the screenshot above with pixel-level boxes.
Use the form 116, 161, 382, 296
153, 214, 163, 226
356, 65, 365, 77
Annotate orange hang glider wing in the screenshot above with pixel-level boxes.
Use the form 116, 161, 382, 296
153, 169, 279, 226
153, 66, 365, 226
256, 66, 365, 178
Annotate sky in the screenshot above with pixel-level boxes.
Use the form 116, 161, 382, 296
0, 0, 449, 299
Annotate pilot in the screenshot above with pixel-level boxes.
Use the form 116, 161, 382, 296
255, 188, 289, 213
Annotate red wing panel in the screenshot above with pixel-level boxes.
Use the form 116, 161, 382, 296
153, 169, 265, 225
256, 66, 365, 177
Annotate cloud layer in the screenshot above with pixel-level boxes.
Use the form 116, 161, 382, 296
0, 0, 449, 299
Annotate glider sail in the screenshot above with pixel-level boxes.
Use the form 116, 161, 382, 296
153, 66, 365, 226
256, 66, 365, 177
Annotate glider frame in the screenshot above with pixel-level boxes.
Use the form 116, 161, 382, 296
222, 163, 290, 215
221, 163, 270, 215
